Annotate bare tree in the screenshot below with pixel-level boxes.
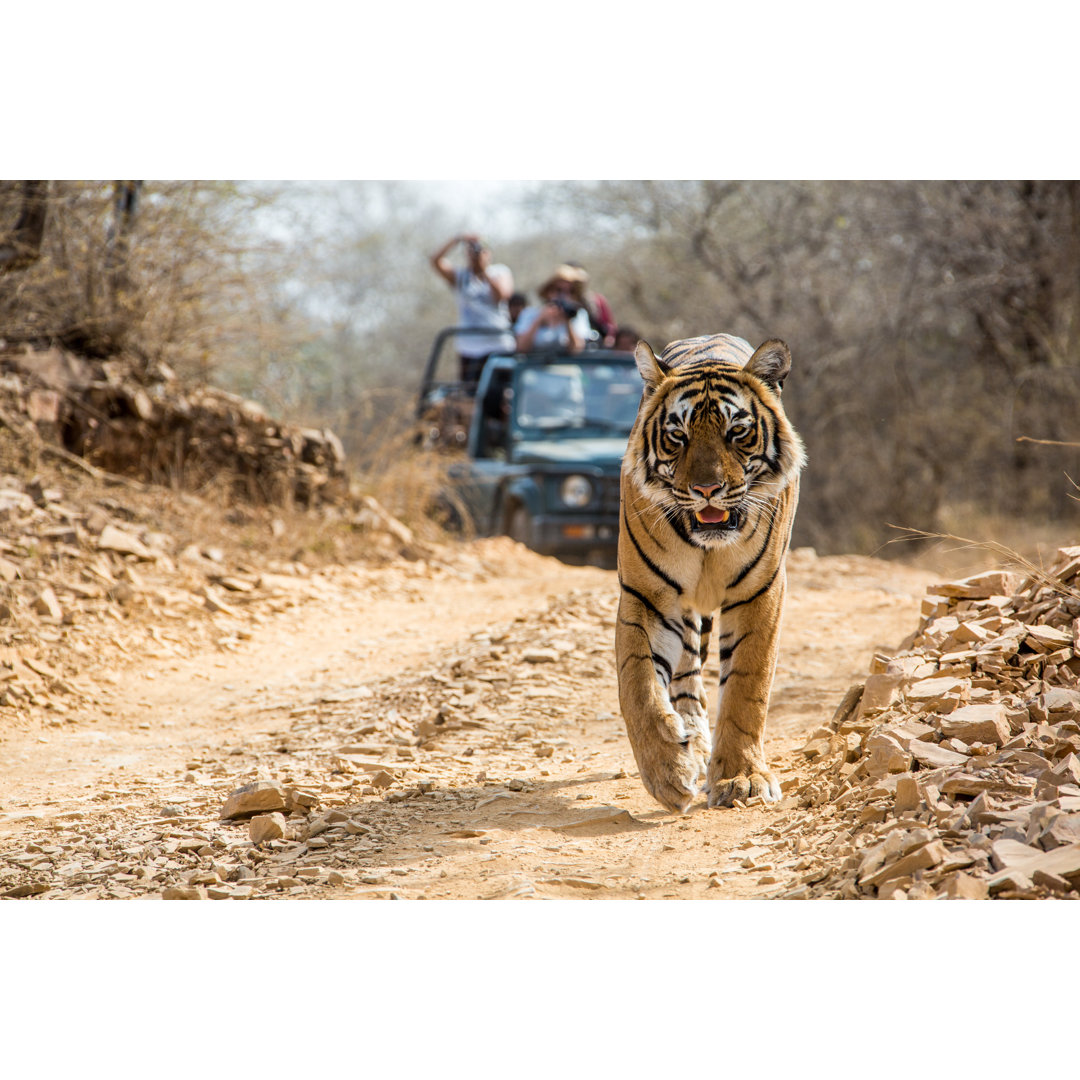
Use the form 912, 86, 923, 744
0, 181, 49, 272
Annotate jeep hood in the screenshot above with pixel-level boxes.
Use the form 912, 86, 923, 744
512, 436, 628, 469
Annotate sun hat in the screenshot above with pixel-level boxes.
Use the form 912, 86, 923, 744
539, 264, 588, 298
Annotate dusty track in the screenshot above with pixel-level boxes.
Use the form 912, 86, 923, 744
0, 539, 937, 899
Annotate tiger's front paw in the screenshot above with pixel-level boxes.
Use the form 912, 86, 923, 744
631, 711, 708, 814
706, 755, 781, 809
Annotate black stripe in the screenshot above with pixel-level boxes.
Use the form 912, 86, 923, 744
717, 632, 749, 663
671, 692, 704, 705
652, 652, 672, 682
670, 667, 702, 682
698, 615, 713, 664
726, 508, 776, 590
634, 507, 667, 552
721, 562, 781, 614
622, 506, 683, 594
619, 581, 684, 639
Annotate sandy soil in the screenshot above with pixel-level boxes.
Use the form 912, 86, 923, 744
0, 535, 942, 900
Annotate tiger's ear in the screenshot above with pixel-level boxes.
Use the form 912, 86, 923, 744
634, 340, 671, 392
746, 339, 792, 394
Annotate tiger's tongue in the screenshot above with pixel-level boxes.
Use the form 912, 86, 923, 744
697, 507, 730, 524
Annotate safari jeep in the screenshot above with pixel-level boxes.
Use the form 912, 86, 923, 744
417, 328, 641, 565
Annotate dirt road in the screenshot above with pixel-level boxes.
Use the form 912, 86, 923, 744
0, 539, 938, 899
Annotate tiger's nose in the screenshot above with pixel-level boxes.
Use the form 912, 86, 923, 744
691, 483, 723, 499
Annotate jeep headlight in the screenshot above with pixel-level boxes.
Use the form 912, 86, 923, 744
560, 474, 593, 508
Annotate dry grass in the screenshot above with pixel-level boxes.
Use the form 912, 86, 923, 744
344, 400, 477, 545
888, 525, 1080, 602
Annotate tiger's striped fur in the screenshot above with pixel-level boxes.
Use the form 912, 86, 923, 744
616, 333, 806, 812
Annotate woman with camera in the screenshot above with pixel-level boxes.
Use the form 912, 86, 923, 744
513, 265, 592, 354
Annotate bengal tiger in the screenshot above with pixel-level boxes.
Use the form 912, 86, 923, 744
616, 333, 806, 813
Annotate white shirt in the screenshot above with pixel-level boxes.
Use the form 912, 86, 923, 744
454, 265, 515, 358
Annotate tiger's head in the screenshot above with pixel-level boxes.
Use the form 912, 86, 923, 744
626, 335, 806, 548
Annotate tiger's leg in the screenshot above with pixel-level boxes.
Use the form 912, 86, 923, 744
669, 611, 711, 754
706, 577, 785, 808
616, 593, 709, 814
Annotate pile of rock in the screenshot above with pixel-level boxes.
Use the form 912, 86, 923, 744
1, 345, 348, 507
786, 549, 1080, 899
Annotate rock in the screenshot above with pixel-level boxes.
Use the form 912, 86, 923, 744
906, 675, 969, 705
830, 683, 865, 728
865, 733, 912, 777
990, 837, 1042, 870
98, 524, 153, 560
1040, 814, 1080, 849
860, 839, 947, 889
885, 718, 938, 746
283, 787, 319, 814
1032, 868, 1072, 893
986, 841, 1080, 891
249, 813, 287, 844
909, 740, 969, 769
1025, 624, 1073, 651
3, 882, 49, 898
938, 703, 1011, 746
220, 780, 289, 820
1040, 688, 1080, 716
929, 570, 1020, 599
857, 673, 904, 717
800, 735, 832, 760
32, 587, 63, 620
161, 886, 204, 900
941, 872, 990, 899
894, 776, 921, 814
522, 648, 559, 664
201, 586, 242, 617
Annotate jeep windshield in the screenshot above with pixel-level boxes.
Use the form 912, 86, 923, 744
513, 360, 641, 437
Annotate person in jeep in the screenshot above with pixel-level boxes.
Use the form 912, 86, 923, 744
430, 233, 516, 387
513, 265, 592, 354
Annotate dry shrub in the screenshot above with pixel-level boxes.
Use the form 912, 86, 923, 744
888, 525, 1080, 596
343, 389, 476, 544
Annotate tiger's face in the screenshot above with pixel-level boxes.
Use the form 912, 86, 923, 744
628, 340, 805, 549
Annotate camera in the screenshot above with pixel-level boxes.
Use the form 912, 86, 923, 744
551, 297, 581, 319
467, 240, 483, 256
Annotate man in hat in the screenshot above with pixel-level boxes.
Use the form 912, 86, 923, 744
513, 265, 593, 354
430, 233, 516, 387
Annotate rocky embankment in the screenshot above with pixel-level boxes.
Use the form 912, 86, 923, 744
785, 549, 1080, 899
1, 345, 347, 506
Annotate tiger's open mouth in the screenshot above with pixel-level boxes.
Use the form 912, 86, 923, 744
691, 506, 741, 532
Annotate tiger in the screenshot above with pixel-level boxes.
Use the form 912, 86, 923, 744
616, 333, 806, 813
